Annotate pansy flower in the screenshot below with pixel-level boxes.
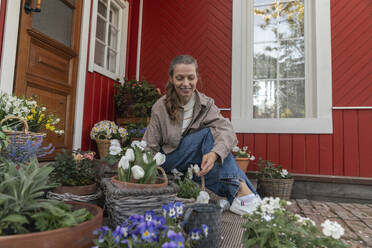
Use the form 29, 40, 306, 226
144, 210, 156, 222
201, 224, 209, 237
162, 204, 169, 217
167, 230, 185, 248
112, 225, 125, 243
137, 221, 157, 242
190, 228, 201, 240
93, 226, 109, 243
175, 202, 184, 217
162, 242, 178, 248
168, 202, 176, 219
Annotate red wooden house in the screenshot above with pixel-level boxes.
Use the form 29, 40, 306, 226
0, 0, 371, 198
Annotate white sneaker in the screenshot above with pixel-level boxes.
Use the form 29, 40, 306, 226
229, 194, 261, 216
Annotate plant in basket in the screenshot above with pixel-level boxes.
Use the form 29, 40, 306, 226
125, 122, 147, 142
257, 158, 294, 200
90, 120, 128, 159
242, 197, 348, 248
92, 201, 209, 248
232, 145, 255, 173
107, 140, 167, 188
50, 149, 97, 196
0, 91, 64, 135
114, 78, 161, 118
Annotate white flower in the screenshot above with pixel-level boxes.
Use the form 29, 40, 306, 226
242, 146, 248, 152
232, 146, 240, 153
250, 155, 255, 161
187, 167, 193, 179
171, 169, 184, 177
191, 164, 200, 174
109, 145, 122, 156
196, 191, 210, 204
131, 140, 146, 151
153, 152, 166, 166
110, 139, 121, 148
143, 153, 149, 164
131, 165, 145, 180
280, 169, 289, 178
262, 214, 273, 222
118, 156, 130, 170
41, 106, 46, 111
321, 220, 344, 239
125, 148, 135, 162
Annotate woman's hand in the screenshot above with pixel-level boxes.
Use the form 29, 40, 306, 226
197, 152, 218, 177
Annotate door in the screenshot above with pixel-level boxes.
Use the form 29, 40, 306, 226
14, 0, 82, 158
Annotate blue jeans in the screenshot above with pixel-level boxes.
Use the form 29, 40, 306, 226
161, 128, 258, 204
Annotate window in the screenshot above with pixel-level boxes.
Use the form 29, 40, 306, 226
231, 0, 333, 133
89, 0, 129, 80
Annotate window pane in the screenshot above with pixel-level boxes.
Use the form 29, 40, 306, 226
96, 17, 106, 41
253, 42, 278, 79
109, 4, 119, 27
279, 39, 304, 78
107, 49, 117, 73
255, 0, 275, 5
98, 0, 107, 18
278, 0, 304, 39
253, 80, 278, 118
108, 26, 118, 50
94, 41, 105, 67
279, 80, 305, 118
254, 6, 277, 42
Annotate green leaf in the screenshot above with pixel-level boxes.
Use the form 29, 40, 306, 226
1, 214, 29, 225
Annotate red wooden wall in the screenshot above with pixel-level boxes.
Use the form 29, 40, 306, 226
134, 0, 372, 177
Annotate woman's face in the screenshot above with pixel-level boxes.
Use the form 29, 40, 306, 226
170, 63, 198, 104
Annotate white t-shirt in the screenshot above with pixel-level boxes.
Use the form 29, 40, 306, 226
182, 93, 196, 133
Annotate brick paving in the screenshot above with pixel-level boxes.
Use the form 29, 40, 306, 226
221, 199, 372, 248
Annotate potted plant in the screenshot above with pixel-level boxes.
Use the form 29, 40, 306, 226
113, 78, 161, 125
92, 201, 210, 248
126, 122, 147, 143
90, 120, 128, 159
50, 150, 97, 196
0, 91, 64, 136
257, 158, 294, 200
0, 159, 103, 248
106, 140, 167, 189
232, 145, 255, 173
241, 197, 348, 248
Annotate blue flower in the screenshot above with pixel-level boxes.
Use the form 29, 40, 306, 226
162, 242, 178, 248
93, 226, 109, 243
112, 225, 124, 243
137, 221, 157, 243
153, 215, 167, 231
167, 230, 185, 248
201, 224, 209, 237
168, 202, 176, 219
144, 210, 156, 222
175, 202, 184, 217
129, 214, 145, 224
162, 204, 169, 217
190, 228, 201, 240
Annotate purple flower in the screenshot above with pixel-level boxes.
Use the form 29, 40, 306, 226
153, 215, 167, 231
162, 204, 169, 217
167, 230, 185, 247
144, 210, 156, 222
175, 202, 184, 217
93, 226, 110, 243
129, 214, 145, 224
167, 202, 176, 219
201, 224, 209, 237
137, 221, 157, 242
112, 225, 124, 243
190, 228, 201, 240
162, 242, 178, 248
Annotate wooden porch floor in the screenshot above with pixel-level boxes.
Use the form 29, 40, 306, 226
221, 199, 372, 248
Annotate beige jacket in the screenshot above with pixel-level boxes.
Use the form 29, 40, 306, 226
143, 91, 238, 163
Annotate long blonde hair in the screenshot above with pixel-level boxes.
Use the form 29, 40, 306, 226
165, 55, 199, 123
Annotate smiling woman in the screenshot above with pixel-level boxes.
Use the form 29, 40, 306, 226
143, 55, 261, 216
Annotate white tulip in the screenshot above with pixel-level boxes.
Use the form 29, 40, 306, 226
191, 164, 200, 174
109, 146, 122, 155
143, 153, 149, 164
131, 165, 145, 180
140, 140, 147, 148
232, 146, 240, 153
110, 139, 121, 148
118, 156, 130, 170
131, 140, 146, 151
187, 167, 193, 180
196, 191, 210, 204
154, 153, 166, 166
125, 148, 135, 162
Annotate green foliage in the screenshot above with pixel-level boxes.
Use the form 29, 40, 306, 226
0, 158, 93, 235
241, 198, 348, 248
126, 122, 147, 140
32, 201, 92, 232
50, 149, 96, 186
0, 124, 9, 151
257, 158, 291, 179
114, 78, 161, 118
176, 177, 201, 199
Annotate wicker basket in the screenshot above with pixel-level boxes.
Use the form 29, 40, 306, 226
96, 139, 111, 159
259, 178, 294, 200
101, 178, 179, 227
0, 115, 46, 144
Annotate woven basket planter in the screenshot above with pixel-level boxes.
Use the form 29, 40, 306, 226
95, 139, 111, 159
101, 178, 179, 227
259, 178, 294, 200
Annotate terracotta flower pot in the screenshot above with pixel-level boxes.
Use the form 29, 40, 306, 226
53, 183, 97, 196
235, 157, 250, 173
0, 201, 103, 248
111, 167, 168, 189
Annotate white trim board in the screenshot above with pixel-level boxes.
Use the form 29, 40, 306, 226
73, 0, 92, 149
0, 0, 21, 94
136, 0, 143, 80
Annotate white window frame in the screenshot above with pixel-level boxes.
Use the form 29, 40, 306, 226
88, 0, 129, 81
231, 0, 333, 133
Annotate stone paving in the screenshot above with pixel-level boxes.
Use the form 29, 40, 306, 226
220, 199, 372, 248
